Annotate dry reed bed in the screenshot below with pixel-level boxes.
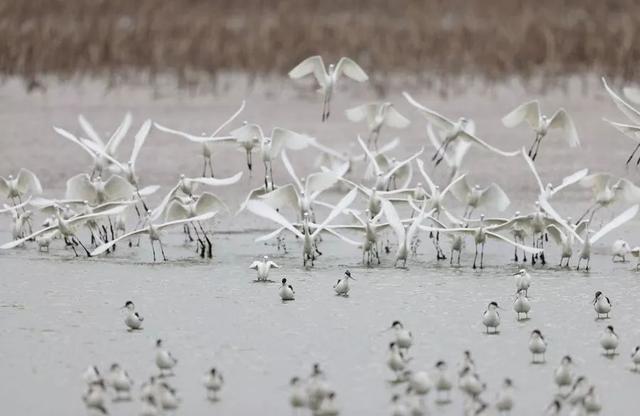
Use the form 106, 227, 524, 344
0, 0, 639, 87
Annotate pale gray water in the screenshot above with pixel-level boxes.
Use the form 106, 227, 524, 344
1, 77, 640, 415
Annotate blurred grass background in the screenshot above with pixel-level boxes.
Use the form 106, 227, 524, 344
1, 0, 639, 90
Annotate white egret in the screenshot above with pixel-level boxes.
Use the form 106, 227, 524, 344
575, 173, 640, 223
0, 169, 42, 208
380, 197, 430, 267
426, 123, 472, 182
611, 239, 630, 262
449, 175, 510, 218
345, 102, 410, 149
502, 100, 579, 160
358, 136, 423, 191
288, 56, 368, 121
249, 255, 280, 281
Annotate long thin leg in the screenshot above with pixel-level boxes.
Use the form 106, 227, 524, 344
627, 143, 640, 165
472, 244, 478, 269
532, 135, 544, 160
480, 242, 485, 269
159, 240, 168, 261
435, 138, 453, 166
151, 240, 157, 262
208, 159, 215, 178
197, 221, 213, 258
202, 157, 207, 177
75, 237, 91, 257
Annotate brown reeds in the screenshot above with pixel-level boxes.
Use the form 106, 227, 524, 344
0, 0, 639, 88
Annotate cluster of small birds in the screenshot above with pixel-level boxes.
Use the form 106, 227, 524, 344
81, 301, 223, 415
4, 55, 640, 414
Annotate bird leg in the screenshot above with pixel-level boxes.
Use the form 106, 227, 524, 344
74, 236, 91, 257
627, 143, 640, 166
108, 217, 116, 250
158, 240, 168, 261
151, 240, 157, 262
480, 242, 485, 269
208, 158, 215, 178
531, 135, 544, 160
197, 221, 213, 258
202, 157, 208, 177
473, 244, 478, 269
576, 258, 581, 270
576, 202, 598, 224
432, 136, 451, 162
514, 245, 518, 262
190, 224, 205, 257
246, 150, 253, 174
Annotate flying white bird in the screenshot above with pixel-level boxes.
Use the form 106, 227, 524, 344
154, 101, 245, 176
575, 173, 640, 223
502, 100, 579, 160
381, 197, 430, 267
0, 169, 42, 205
289, 56, 369, 121
403, 91, 519, 165
522, 149, 588, 200
602, 77, 640, 165
345, 102, 410, 149
230, 123, 314, 189
358, 136, 423, 191
449, 176, 510, 218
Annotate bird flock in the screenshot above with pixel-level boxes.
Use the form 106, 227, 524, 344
3, 56, 640, 415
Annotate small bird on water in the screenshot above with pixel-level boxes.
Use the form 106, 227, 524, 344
482, 301, 501, 334
333, 270, 354, 296
155, 339, 178, 376
249, 255, 280, 281
529, 329, 547, 363
592, 291, 612, 319
123, 300, 144, 330
203, 367, 224, 401
279, 277, 295, 301
600, 325, 619, 356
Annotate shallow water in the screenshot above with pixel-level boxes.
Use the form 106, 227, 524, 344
1, 77, 640, 415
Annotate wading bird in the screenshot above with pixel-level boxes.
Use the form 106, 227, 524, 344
289, 56, 369, 121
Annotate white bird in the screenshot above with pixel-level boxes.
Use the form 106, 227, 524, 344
387, 342, 409, 380
546, 218, 589, 267
522, 149, 588, 200
230, 123, 314, 189
575, 173, 640, 224
631, 346, 640, 371
513, 289, 531, 320
82, 379, 108, 414
449, 175, 510, 218
631, 246, 640, 270
91, 211, 217, 261
123, 300, 144, 330
1, 205, 126, 256
306, 364, 332, 412
249, 255, 280, 282
407, 370, 432, 396
554, 356, 574, 391
592, 291, 612, 319
288, 55, 368, 121
482, 301, 501, 334
600, 325, 619, 356
249, 188, 357, 267
174, 172, 244, 199
0, 169, 42, 205
157, 382, 181, 410
458, 366, 485, 399
83, 365, 102, 385
154, 102, 245, 176
403, 91, 519, 165
426, 123, 472, 182
288, 377, 308, 411
358, 136, 423, 192
421, 214, 542, 269
65, 174, 135, 206
583, 385, 602, 413
602, 77, 640, 165
545, 400, 562, 416
529, 329, 547, 363
333, 270, 354, 296
502, 100, 579, 160
381, 197, 430, 267
433, 361, 453, 404
203, 367, 224, 401
495, 378, 514, 415
390, 394, 410, 416
390, 321, 413, 351
345, 102, 410, 149
512, 269, 532, 295
611, 239, 630, 262
279, 277, 295, 301
155, 339, 178, 376
540, 198, 639, 270
315, 391, 339, 416
108, 363, 133, 401
139, 395, 160, 416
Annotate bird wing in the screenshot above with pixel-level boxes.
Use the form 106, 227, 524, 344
65, 174, 95, 201
150, 184, 180, 221
602, 77, 640, 124
104, 175, 135, 201
384, 105, 411, 129
381, 198, 405, 241
83, 140, 126, 172
579, 173, 612, 195
16, 168, 43, 195
522, 148, 545, 194
105, 112, 132, 155
230, 123, 264, 143
165, 200, 191, 222
574, 220, 589, 236
190, 172, 243, 187
551, 168, 589, 197
614, 178, 640, 203
448, 175, 471, 204
415, 158, 437, 194
211, 100, 246, 136
334, 57, 369, 82
357, 135, 382, 175
137, 185, 160, 197
501, 100, 541, 129
383, 148, 424, 182
402, 91, 454, 131
130, 119, 152, 167
313, 188, 358, 236
548, 109, 580, 147
157, 211, 217, 231
77, 114, 105, 147
195, 192, 229, 215
154, 123, 236, 143
258, 183, 299, 212
603, 118, 640, 142
305, 172, 339, 198
406, 201, 428, 242
345, 103, 377, 124
394, 159, 414, 190
267, 261, 280, 268
322, 227, 363, 247
441, 174, 468, 197
270, 128, 314, 158
457, 130, 520, 157
309, 140, 348, 161
53, 126, 97, 159
538, 198, 583, 243
246, 200, 303, 239
255, 226, 287, 242
288, 55, 327, 87
1, 224, 59, 248
248, 261, 260, 270
486, 231, 542, 254
624, 86, 640, 104
479, 184, 510, 212
591, 204, 639, 244
545, 224, 565, 245
280, 150, 304, 192
0, 178, 8, 198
